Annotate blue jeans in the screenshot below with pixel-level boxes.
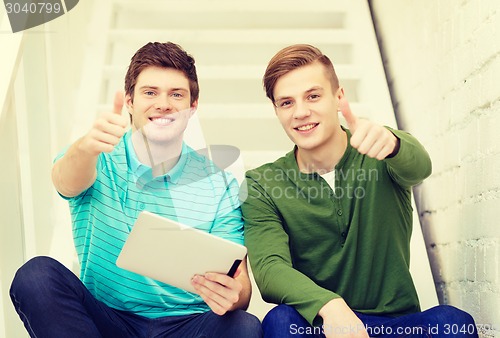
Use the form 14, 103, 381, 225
10, 256, 263, 338
262, 304, 478, 337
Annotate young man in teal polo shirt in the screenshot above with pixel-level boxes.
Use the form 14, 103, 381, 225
10, 42, 262, 338
241, 44, 477, 337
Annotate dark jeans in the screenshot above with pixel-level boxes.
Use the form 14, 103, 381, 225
262, 304, 478, 337
10, 256, 263, 338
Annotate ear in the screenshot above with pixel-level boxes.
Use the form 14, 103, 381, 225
125, 93, 134, 110
335, 86, 345, 101
189, 100, 198, 117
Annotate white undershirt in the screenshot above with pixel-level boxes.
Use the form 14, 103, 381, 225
320, 170, 336, 190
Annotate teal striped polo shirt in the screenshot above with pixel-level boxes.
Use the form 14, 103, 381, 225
56, 130, 244, 318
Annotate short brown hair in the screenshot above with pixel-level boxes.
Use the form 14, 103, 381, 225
263, 44, 339, 103
124, 42, 199, 105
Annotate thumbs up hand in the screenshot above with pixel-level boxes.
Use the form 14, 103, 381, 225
340, 97, 399, 160
79, 91, 129, 156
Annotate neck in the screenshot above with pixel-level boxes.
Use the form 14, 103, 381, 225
296, 126, 347, 174
131, 129, 183, 176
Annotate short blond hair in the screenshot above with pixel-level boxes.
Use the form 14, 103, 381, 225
263, 44, 339, 103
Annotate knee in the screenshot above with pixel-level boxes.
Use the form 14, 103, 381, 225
233, 310, 262, 327
437, 305, 476, 326
262, 304, 305, 331
10, 256, 62, 298
224, 310, 263, 337
424, 304, 477, 333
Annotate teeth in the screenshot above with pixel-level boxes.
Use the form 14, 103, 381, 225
297, 124, 316, 131
150, 117, 174, 125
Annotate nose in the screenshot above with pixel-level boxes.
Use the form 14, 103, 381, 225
154, 93, 172, 112
292, 100, 311, 119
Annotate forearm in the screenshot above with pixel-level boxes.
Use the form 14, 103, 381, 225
385, 128, 432, 187
52, 137, 99, 197
252, 257, 338, 325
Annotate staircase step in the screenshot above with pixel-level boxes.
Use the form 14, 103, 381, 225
109, 41, 353, 68
112, 1, 347, 30
108, 28, 355, 45
113, 0, 349, 14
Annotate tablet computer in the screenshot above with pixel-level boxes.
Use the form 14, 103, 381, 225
116, 211, 247, 293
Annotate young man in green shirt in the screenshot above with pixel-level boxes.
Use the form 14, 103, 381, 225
241, 44, 478, 337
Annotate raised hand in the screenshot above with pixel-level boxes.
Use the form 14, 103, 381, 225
340, 97, 399, 160
52, 91, 130, 197
79, 91, 129, 156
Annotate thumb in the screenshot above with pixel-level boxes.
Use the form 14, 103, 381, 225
113, 91, 124, 115
339, 97, 357, 130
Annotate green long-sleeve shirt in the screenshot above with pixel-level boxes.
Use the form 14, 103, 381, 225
241, 128, 432, 326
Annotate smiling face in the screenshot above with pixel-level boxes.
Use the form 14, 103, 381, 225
126, 66, 197, 145
273, 61, 344, 154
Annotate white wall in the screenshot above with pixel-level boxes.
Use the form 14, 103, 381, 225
371, 1, 500, 337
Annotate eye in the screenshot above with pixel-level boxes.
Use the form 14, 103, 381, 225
278, 100, 293, 108
171, 92, 183, 98
144, 90, 156, 96
308, 93, 321, 101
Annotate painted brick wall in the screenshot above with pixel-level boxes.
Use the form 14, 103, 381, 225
371, 0, 500, 337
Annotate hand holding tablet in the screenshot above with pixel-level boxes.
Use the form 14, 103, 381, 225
116, 211, 247, 293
